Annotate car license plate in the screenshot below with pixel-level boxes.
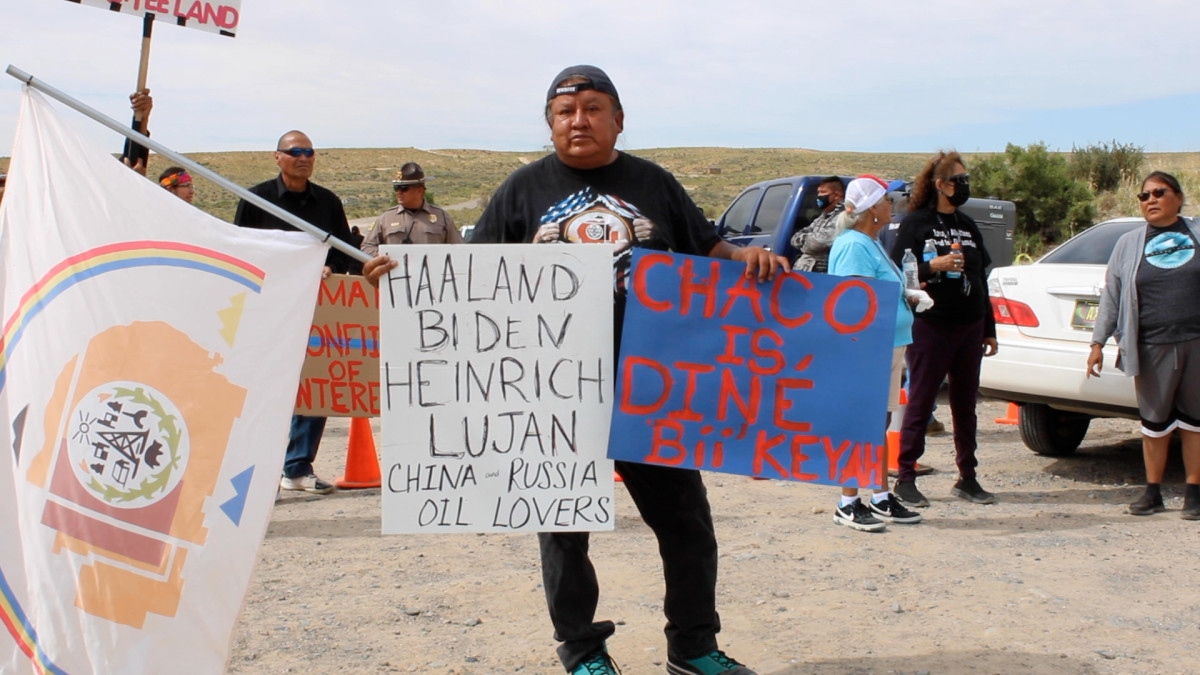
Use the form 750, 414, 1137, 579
1071, 299, 1099, 330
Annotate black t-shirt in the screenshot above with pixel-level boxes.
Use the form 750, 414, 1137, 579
471, 152, 718, 253
890, 206, 995, 337
1136, 218, 1200, 344
471, 151, 720, 346
233, 175, 355, 274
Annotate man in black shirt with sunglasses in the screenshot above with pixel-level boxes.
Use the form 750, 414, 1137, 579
234, 129, 355, 496
235, 130, 356, 274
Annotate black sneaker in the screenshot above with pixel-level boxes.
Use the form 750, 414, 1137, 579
833, 499, 887, 532
1128, 489, 1166, 516
951, 477, 995, 504
870, 494, 923, 524
667, 650, 755, 675
1184, 485, 1200, 520
572, 645, 620, 675
894, 480, 929, 508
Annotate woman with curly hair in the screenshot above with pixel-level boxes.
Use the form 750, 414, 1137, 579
889, 151, 998, 508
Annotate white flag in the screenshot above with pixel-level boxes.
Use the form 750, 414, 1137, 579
0, 89, 326, 673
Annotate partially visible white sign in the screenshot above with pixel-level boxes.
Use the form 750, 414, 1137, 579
71, 0, 242, 37
378, 245, 615, 534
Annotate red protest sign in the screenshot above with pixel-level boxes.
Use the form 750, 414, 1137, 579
296, 275, 380, 417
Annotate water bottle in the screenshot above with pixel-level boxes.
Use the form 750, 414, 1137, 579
946, 238, 963, 280
922, 240, 940, 283
902, 249, 919, 290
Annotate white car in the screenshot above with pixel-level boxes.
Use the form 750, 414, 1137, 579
980, 218, 1142, 456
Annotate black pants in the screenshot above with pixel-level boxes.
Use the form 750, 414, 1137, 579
539, 460, 721, 671
899, 318, 985, 482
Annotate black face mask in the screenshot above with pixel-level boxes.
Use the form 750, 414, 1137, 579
947, 182, 970, 207
815, 196, 829, 210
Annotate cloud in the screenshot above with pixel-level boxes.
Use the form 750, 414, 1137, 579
3, 0, 1200, 157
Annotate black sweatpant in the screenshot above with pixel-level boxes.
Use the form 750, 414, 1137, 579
899, 318, 986, 482
538, 459, 721, 671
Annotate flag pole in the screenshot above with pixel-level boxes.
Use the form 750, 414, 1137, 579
4, 64, 371, 264
121, 13, 154, 167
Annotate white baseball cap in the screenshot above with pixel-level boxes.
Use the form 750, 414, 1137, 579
844, 176, 887, 214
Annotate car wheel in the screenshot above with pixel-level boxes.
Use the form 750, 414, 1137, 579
1018, 403, 1090, 456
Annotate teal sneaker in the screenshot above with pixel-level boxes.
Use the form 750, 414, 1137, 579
571, 645, 620, 675
666, 650, 756, 675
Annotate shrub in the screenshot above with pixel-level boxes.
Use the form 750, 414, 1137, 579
1069, 141, 1145, 192
971, 143, 1096, 249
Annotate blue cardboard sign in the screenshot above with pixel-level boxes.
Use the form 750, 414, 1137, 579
609, 250, 898, 488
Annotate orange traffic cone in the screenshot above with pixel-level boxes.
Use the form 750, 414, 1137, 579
886, 389, 936, 476
886, 429, 901, 473
995, 402, 1020, 425
335, 417, 381, 489
886, 388, 907, 473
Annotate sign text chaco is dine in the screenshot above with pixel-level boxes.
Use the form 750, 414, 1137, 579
71, 0, 242, 36
296, 274, 380, 417
377, 244, 615, 534
610, 250, 897, 489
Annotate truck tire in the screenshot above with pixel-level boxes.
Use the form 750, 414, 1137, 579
1018, 403, 1090, 456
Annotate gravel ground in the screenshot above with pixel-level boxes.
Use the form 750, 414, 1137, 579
226, 396, 1200, 675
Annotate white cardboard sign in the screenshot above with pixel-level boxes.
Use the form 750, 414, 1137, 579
72, 0, 242, 37
377, 244, 615, 534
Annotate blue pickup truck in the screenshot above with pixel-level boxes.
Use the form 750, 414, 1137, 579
714, 175, 1016, 270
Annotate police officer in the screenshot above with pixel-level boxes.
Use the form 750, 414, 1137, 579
361, 162, 463, 255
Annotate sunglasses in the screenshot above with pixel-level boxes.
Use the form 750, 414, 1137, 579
1137, 187, 1171, 202
948, 173, 970, 185
394, 184, 421, 192
277, 147, 315, 158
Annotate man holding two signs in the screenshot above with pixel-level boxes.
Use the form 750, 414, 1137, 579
370, 65, 784, 675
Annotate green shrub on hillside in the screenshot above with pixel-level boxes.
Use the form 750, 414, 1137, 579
971, 143, 1095, 253
1070, 140, 1144, 192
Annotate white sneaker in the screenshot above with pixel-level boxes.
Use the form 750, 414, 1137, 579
280, 474, 334, 495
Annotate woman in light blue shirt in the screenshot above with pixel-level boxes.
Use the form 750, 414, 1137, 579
827, 176, 927, 531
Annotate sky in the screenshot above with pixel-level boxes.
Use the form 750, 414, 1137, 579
3, 0, 1200, 158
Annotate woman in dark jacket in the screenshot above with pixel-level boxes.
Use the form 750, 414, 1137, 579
889, 150, 998, 508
